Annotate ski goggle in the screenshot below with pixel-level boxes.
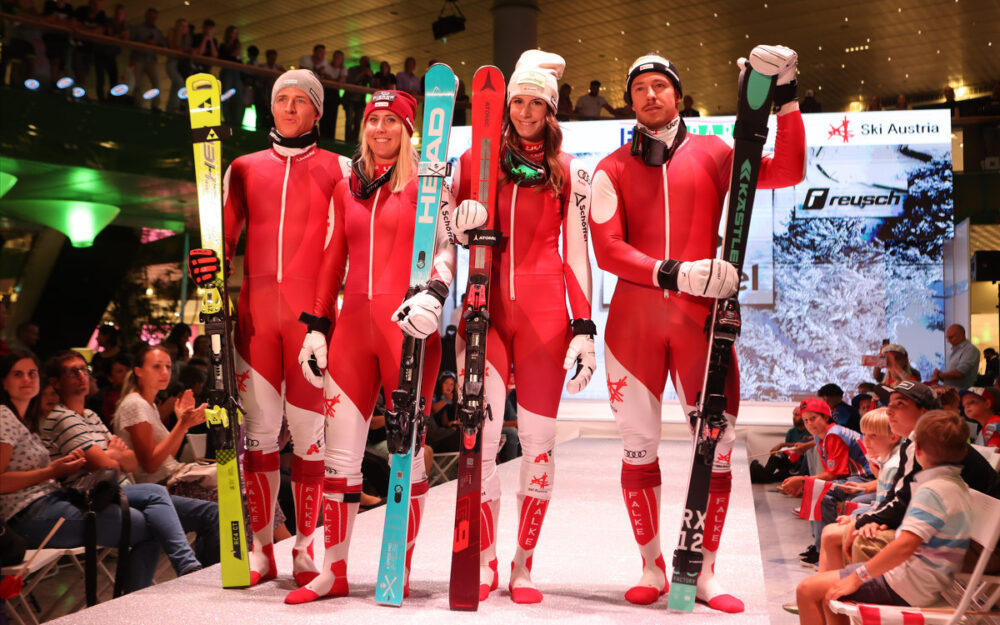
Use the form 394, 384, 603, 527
349, 154, 395, 200
501, 147, 549, 187
629, 119, 687, 167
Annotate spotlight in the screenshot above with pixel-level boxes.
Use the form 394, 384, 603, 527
24, 78, 40, 90
221, 88, 236, 101
142, 88, 160, 100
432, 0, 465, 41
72, 86, 86, 98
56, 76, 74, 89
110, 83, 129, 96
178, 87, 188, 100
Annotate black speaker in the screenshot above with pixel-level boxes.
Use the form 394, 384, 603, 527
972, 250, 1000, 282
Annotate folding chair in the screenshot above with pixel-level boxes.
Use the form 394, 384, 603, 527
430, 451, 460, 486
1, 549, 66, 625
971, 445, 1000, 472
829, 489, 1000, 625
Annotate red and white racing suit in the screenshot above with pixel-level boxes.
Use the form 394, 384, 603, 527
452, 143, 592, 602
284, 167, 456, 604
222, 141, 350, 586
590, 106, 805, 610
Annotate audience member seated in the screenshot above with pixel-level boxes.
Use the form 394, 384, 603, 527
797, 410, 976, 623
38, 349, 219, 570
112, 345, 217, 500
825, 381, 996, 569
819, 408, 904, 572
872, 343, 919, 387
426, 371, 460, 454
782, 398, 870, 564
0, 351, 183, 591
89, 324, 121, 390
819, 384, 860, 432
929, 324, 981, 390
850, 392, 874, 422
978, 347, 998, 387
960, 387, 1000, 449
750, 403, 813, 483
93, 352, 131, 427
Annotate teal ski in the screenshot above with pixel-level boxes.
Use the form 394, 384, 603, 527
375, 63, 458, 606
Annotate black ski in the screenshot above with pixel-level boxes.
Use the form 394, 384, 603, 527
667, 62, 775, 612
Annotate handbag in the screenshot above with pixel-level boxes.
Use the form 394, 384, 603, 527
63, 468, 130, 606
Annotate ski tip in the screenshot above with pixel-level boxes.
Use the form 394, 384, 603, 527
667, 583, 697, 612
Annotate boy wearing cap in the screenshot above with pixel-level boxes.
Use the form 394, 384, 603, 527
588, 45, 806, 611
797, 410, 974, 622
960, 386, 1000, 449
187, 69, 351, 587
836, 381, 995, 564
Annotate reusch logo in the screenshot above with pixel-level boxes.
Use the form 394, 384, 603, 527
803, 187, 903, 210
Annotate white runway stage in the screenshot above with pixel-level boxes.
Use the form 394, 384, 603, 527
50, 437, 768, 624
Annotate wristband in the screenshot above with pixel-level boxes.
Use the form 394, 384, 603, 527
656, 259, 681, 291
570, 318, 597, 337
298, 312, 332, 335
855, 564, 873, 583
773, 80, 797, 108
423, 279, 450, 304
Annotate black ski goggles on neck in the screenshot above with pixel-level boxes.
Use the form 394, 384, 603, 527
629, 118, 687, 167
349, 154, 395, 200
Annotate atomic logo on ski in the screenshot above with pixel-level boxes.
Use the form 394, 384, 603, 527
481, 71, 499, 92
607, 375, 628, 404
324, 394, 341, 418
828, 116, 854, 143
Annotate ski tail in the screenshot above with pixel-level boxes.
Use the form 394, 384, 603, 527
449, 65, 505, 611
376, 63, 458, 607
185, 73, 250, 589
667, 63, 774, 612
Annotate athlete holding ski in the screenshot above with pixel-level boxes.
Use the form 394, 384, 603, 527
287, 90, 457, 604
589, 47, 805, 611
451, 50, 595, 605
187, 69, 350, 588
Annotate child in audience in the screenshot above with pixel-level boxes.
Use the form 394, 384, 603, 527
819, 408, 902, 571
796, 410, 974, 624
960, 387, 1000, 449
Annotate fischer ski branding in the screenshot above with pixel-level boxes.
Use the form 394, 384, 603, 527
666, 63, 774, 612
448, 65, 505, 611
375, 63, 458, 607
185, 73, 250, 589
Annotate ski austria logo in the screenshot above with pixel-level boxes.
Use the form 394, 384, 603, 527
828, 116, 854, 143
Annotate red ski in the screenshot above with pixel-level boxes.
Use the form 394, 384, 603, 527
449, 65, 505, 611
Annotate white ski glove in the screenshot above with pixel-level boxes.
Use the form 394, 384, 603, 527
563, 319, 597, 394
452, 199, 489, 245
298, 331, 328, 388
392, 280, 449, 339
658, 258, 740, 299
738, 44, 798, 85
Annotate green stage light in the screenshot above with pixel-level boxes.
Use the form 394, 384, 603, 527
0, 172, 16, 199
0, 200, 120, 247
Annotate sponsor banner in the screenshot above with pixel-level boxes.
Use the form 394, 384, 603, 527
806, 109, 951, 147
